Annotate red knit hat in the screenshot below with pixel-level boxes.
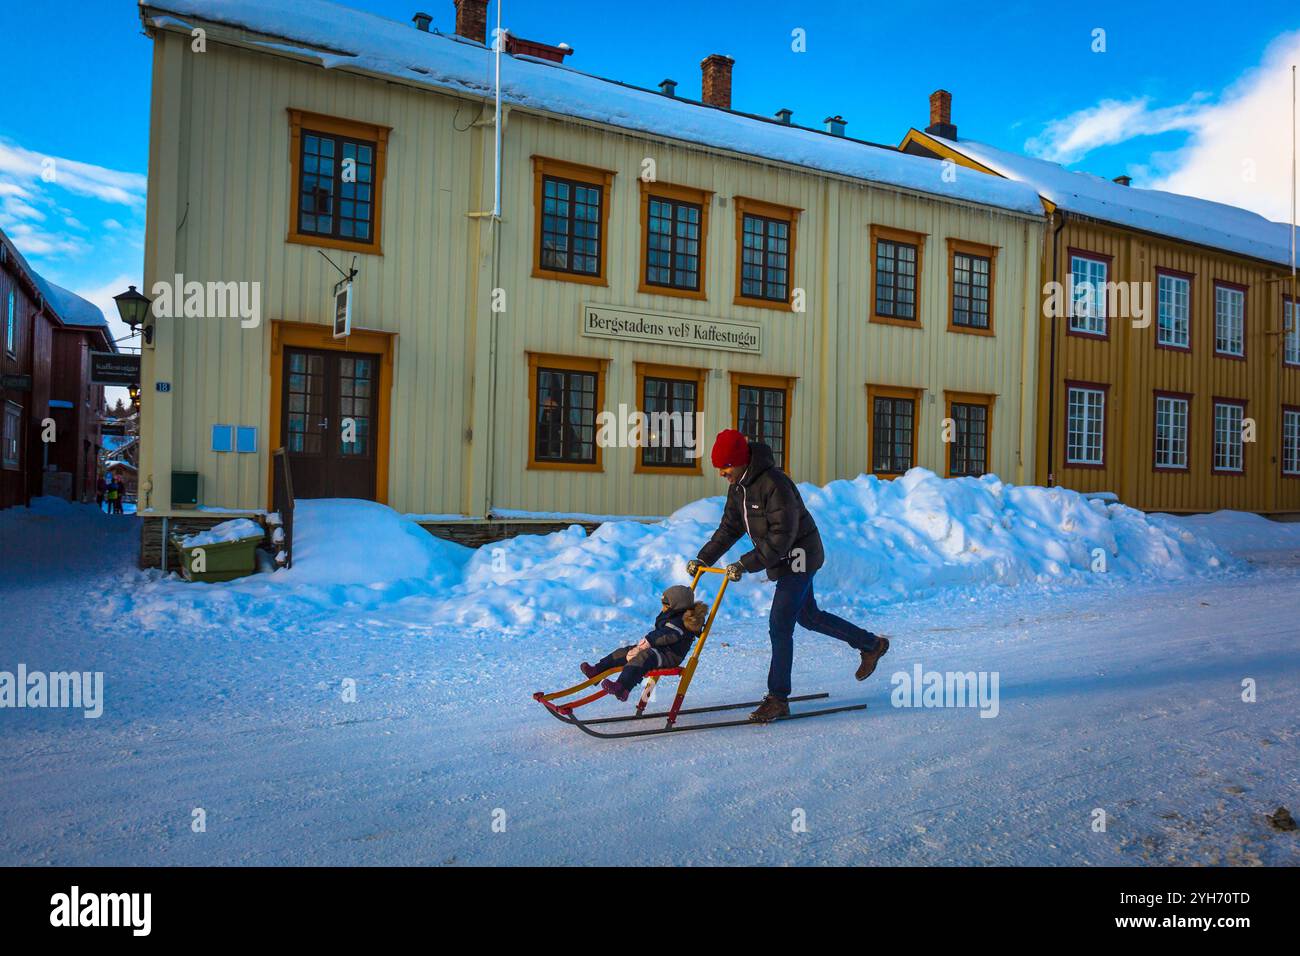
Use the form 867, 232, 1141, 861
710, 429, 751, 469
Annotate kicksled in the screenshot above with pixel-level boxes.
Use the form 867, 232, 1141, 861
533, 565, 866, 739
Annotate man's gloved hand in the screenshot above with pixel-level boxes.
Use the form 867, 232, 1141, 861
686, 559, 702, 577
725, 562, 745, 582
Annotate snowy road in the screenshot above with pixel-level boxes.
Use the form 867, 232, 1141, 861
2, 501, 1298, 866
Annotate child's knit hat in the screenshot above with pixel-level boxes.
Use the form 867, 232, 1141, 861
661, 585, 695, 612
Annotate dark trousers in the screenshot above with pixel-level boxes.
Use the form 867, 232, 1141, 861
768, 571, 879, 699
592, 645, 684, 691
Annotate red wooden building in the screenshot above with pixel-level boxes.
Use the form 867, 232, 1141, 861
1, 227, 117, 510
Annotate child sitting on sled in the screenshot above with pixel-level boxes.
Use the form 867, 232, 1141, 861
581, 585, 708, 702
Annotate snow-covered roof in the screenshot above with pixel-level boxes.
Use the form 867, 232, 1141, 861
0, 225, 112, 335
924, 132, 1297, 268
138, 0, 1044, 217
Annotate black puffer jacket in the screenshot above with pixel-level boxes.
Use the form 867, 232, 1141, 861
696, 442, 825, 581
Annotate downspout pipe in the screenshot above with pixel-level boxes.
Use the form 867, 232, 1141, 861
1045, 210, 1068, 487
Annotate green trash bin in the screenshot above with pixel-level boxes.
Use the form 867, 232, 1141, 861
170, 518, 265, 583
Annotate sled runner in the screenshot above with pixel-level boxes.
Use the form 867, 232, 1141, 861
533, 565, 867, 738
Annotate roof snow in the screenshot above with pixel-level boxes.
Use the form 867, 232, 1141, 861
928, 134, 1298, 268
1, 227, 110, 331
138, 0, 1043, 216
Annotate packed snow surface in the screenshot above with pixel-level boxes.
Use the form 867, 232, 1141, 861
108, 469, 1231, 634
1, 491, 1297, 866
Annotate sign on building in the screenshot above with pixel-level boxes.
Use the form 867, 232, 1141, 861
582, 304, 762, 354
333, 282, 353, 339
89, 352, 141, 386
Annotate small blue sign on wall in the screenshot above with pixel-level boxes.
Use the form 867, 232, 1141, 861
236, 426, 257, 454
211, 424, 233, 453
156, 381, 171, 392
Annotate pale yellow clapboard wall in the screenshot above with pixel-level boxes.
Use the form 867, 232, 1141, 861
140, 25, 1044, 520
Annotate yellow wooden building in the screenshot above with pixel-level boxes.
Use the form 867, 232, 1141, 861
133, 0, 1049, 561
904, 96, 1300, 515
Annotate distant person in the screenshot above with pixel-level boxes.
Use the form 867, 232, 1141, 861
687, 429, 891, 723
95, 474, 107, 512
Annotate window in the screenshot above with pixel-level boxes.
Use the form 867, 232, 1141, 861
871, 225, 925, 325
733, 373, 794, 470
1154, 393, 1190, 470
1285, 297, 1299, 367
1214, 282, 1245, 358
1212, 400, 1246, 474
1283, 407, 1300, 476
946, 392, 993, 478
735, 198, 797, 307
528, 353, 606, 471
635, 363, 706, 474
1065, 383, 1106, 466
1156, 271, 1191, 350
640, 182, 710, 298
949, 239, 996, 333
1069, 252, 1109, 336
868, 385, 921, 476
5, 289, 15, 357
532, 157, 614, 285
288, 109, 389, 255
2, 401, 19, 469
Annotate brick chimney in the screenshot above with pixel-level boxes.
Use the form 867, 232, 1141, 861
454, 0, 488, 44
925, 89, 957, 139
700, 54, 734, 110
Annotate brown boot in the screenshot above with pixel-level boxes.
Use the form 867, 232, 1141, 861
748, 694, 790, 723
855, 636, 891, 681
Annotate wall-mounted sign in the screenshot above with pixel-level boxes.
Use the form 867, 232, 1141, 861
89, 352, 141, 386
333, 282, 353, 339
1, 374, 32, 391
156, 382, 172, 393
582, 304, 762, 354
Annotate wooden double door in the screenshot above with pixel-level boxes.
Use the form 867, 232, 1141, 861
281, 346, 379, 500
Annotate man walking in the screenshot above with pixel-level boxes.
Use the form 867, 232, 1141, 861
687, 429, 890, 722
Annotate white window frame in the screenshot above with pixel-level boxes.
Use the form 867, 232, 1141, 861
5, 290, 15, 357
1283, 408, 1300, 476
2, 400, 20, 469
1157, 273, 1191, 350
1065, 385, 1105, 465
1069, 255, 1108, 336
1212, 401, 1245, 473
1214, 284, 1244, 357
1286, 298, 1299, 366
1154, 395, 1189, 470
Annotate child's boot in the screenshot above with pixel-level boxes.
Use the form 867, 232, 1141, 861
580, 662, 599, 679
601, 679, 630, 702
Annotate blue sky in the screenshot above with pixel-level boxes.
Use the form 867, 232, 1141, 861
1, 0, 1297, 344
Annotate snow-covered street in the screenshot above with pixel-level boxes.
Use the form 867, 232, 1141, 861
2, 487, 1298, 866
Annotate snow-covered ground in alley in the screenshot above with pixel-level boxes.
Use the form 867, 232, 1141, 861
2, 477, 1298, 866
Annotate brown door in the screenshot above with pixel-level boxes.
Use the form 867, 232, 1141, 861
282, 347, 379, 500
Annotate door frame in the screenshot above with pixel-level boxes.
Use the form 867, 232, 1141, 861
268, 319, 395, 508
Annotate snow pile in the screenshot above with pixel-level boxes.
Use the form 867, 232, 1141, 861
424, 469, 1235, 631
108, 472, 1241, 633
179, 517, 263, 548
1165, 510, 1300, 558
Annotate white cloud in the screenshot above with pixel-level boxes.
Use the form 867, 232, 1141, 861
1026, 98, 1204, 164
0, 140, 146, 207
1025, 31, 1300, 223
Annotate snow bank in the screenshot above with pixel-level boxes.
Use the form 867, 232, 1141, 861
107, 472, 1241, 634
179, 517, 263, 548
1163, 511, 1300, 558
423, 470, 1234, 631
